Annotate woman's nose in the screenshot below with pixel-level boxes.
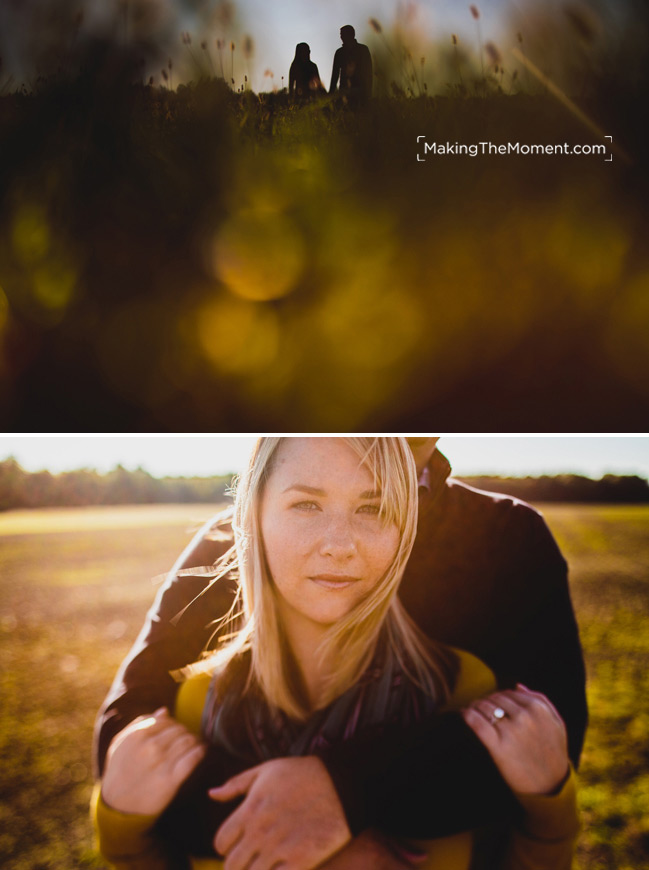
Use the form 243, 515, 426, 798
319, 516, 357, 559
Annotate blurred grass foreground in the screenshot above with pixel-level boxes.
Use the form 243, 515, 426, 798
1, 502, 649, 869
1, 2, 649, 430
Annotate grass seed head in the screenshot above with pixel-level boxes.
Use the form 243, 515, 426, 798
369, 18, 383, 34
215, 0, 234, 29
485, 42, 502, 66
470, 5, 480, 20
564, 4, 598, 43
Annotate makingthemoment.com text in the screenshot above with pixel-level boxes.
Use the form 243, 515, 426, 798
417, 138, 607, 159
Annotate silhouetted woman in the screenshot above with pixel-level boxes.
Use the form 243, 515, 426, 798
289, 42, 324, 98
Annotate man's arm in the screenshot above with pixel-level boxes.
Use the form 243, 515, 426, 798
209, 758, 432, 870
319, 711, 518, 838
318, 507, 587, 838
484, 511, 587, 767
329, 49, 341, 93
93, 513, 235, 777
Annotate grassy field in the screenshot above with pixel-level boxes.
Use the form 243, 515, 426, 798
2, 75, 647, 432
0, 502, 648, 869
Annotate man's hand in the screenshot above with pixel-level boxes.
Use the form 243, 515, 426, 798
319, 831, 428, 870
101, 707, 206, 816
209, 756, 351, 870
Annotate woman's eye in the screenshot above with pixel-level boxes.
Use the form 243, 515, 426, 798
357, 503, 381, 515
293, 501, 320, 511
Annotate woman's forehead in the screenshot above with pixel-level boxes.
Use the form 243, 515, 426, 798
269, 438, 376, 489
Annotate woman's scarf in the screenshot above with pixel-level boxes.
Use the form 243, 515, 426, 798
201, 631, 439, 764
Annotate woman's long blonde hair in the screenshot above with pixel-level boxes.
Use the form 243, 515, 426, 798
192, 437, 456, 720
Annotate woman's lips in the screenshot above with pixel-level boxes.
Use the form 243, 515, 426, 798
310, 574, 359, 589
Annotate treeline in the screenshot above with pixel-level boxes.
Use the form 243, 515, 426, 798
459, 474, 649, 504
0, 458, 232, 511
0, 458, 648, 510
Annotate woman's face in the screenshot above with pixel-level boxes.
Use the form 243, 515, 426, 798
260, 438, 400, 633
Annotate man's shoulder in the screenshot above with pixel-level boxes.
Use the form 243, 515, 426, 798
445, 476, 542, 521
437, 477, 565, 568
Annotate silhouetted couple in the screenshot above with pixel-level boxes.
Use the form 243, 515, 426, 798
289, 25, 372, 103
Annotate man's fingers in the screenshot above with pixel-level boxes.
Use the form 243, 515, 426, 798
222, 838, 260, 870
214, 804, 244, 857
212, 756, 350, 869
209, 766, 259, 801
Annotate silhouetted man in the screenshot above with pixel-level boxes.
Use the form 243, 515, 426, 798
329, 25, 373, 103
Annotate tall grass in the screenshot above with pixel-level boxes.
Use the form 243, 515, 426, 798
0, 3, 647, 431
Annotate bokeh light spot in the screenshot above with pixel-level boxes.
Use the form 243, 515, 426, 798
317, 281, 421, 370
604, 271, 649, 394
546, 206, 629, 301
59, 654, 79, 674
210, 210, 305, 301
31, 261, 77, 311
0, 286, 9, 333
196, 295, 280, 374
12, 204, 51, 263
1, 613, 18, 633
105, 619, 127, 640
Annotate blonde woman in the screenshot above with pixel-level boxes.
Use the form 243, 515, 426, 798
94, 438, 579, 870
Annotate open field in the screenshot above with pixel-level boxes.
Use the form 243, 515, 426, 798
1, 502, 648, 869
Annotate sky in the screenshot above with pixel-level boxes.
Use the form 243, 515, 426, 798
180, 0, 556, 92
0, 0, 568, 93
1, 436, 647, 479
0, 0, 635, 97
214, 0, 510, 91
